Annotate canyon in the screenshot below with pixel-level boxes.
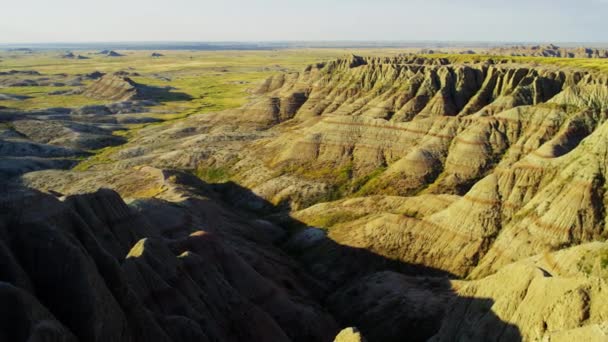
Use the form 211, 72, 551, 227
2, 52, 608, 341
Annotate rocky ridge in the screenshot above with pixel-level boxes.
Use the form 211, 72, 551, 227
415, 44, 608, 59
486, 44, 608, 58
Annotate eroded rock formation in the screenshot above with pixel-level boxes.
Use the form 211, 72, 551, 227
9, 55, 608, 341
83, 74, 144, 101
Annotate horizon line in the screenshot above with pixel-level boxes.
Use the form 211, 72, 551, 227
3, 39, 608, 46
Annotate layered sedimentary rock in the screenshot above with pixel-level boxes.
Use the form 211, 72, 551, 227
83, 74, 143, 101
13, 55, 608, 341
95, 56, 608, 204
433, 243, 608, 341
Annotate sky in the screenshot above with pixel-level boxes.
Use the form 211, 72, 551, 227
1, 0, 607, 43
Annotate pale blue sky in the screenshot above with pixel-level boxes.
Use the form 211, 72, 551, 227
2, 0, 607, 43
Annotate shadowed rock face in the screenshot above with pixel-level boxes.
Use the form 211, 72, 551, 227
10, 56, 608, 341
0, 117, 128, 178
2, 170, 524, 342
0, 183, 339, 342
13, 168, 608, 342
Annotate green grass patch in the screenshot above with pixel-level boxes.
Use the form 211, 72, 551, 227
352, 166, 388, 195
0, 85, 108, 110
194, 166, 233, 183
73, 144, 123, 171
601, 253, 608, 269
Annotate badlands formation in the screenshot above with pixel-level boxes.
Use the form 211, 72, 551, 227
485, 44, 608, 58
2, 55, 608, 341
416, 44, 608, 59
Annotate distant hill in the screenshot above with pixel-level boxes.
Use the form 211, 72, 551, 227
61, 51, 89, 59
96, 49, 125, 57
486, 44, 608, 58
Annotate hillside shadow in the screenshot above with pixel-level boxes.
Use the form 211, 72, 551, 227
138, 84, 193, 103
207, 180, 523, 342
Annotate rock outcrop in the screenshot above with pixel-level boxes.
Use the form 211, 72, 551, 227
432, 244, 608, 341
333, 327, 366, 342
83, 74, 143, 101
83, 73, 191, 102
